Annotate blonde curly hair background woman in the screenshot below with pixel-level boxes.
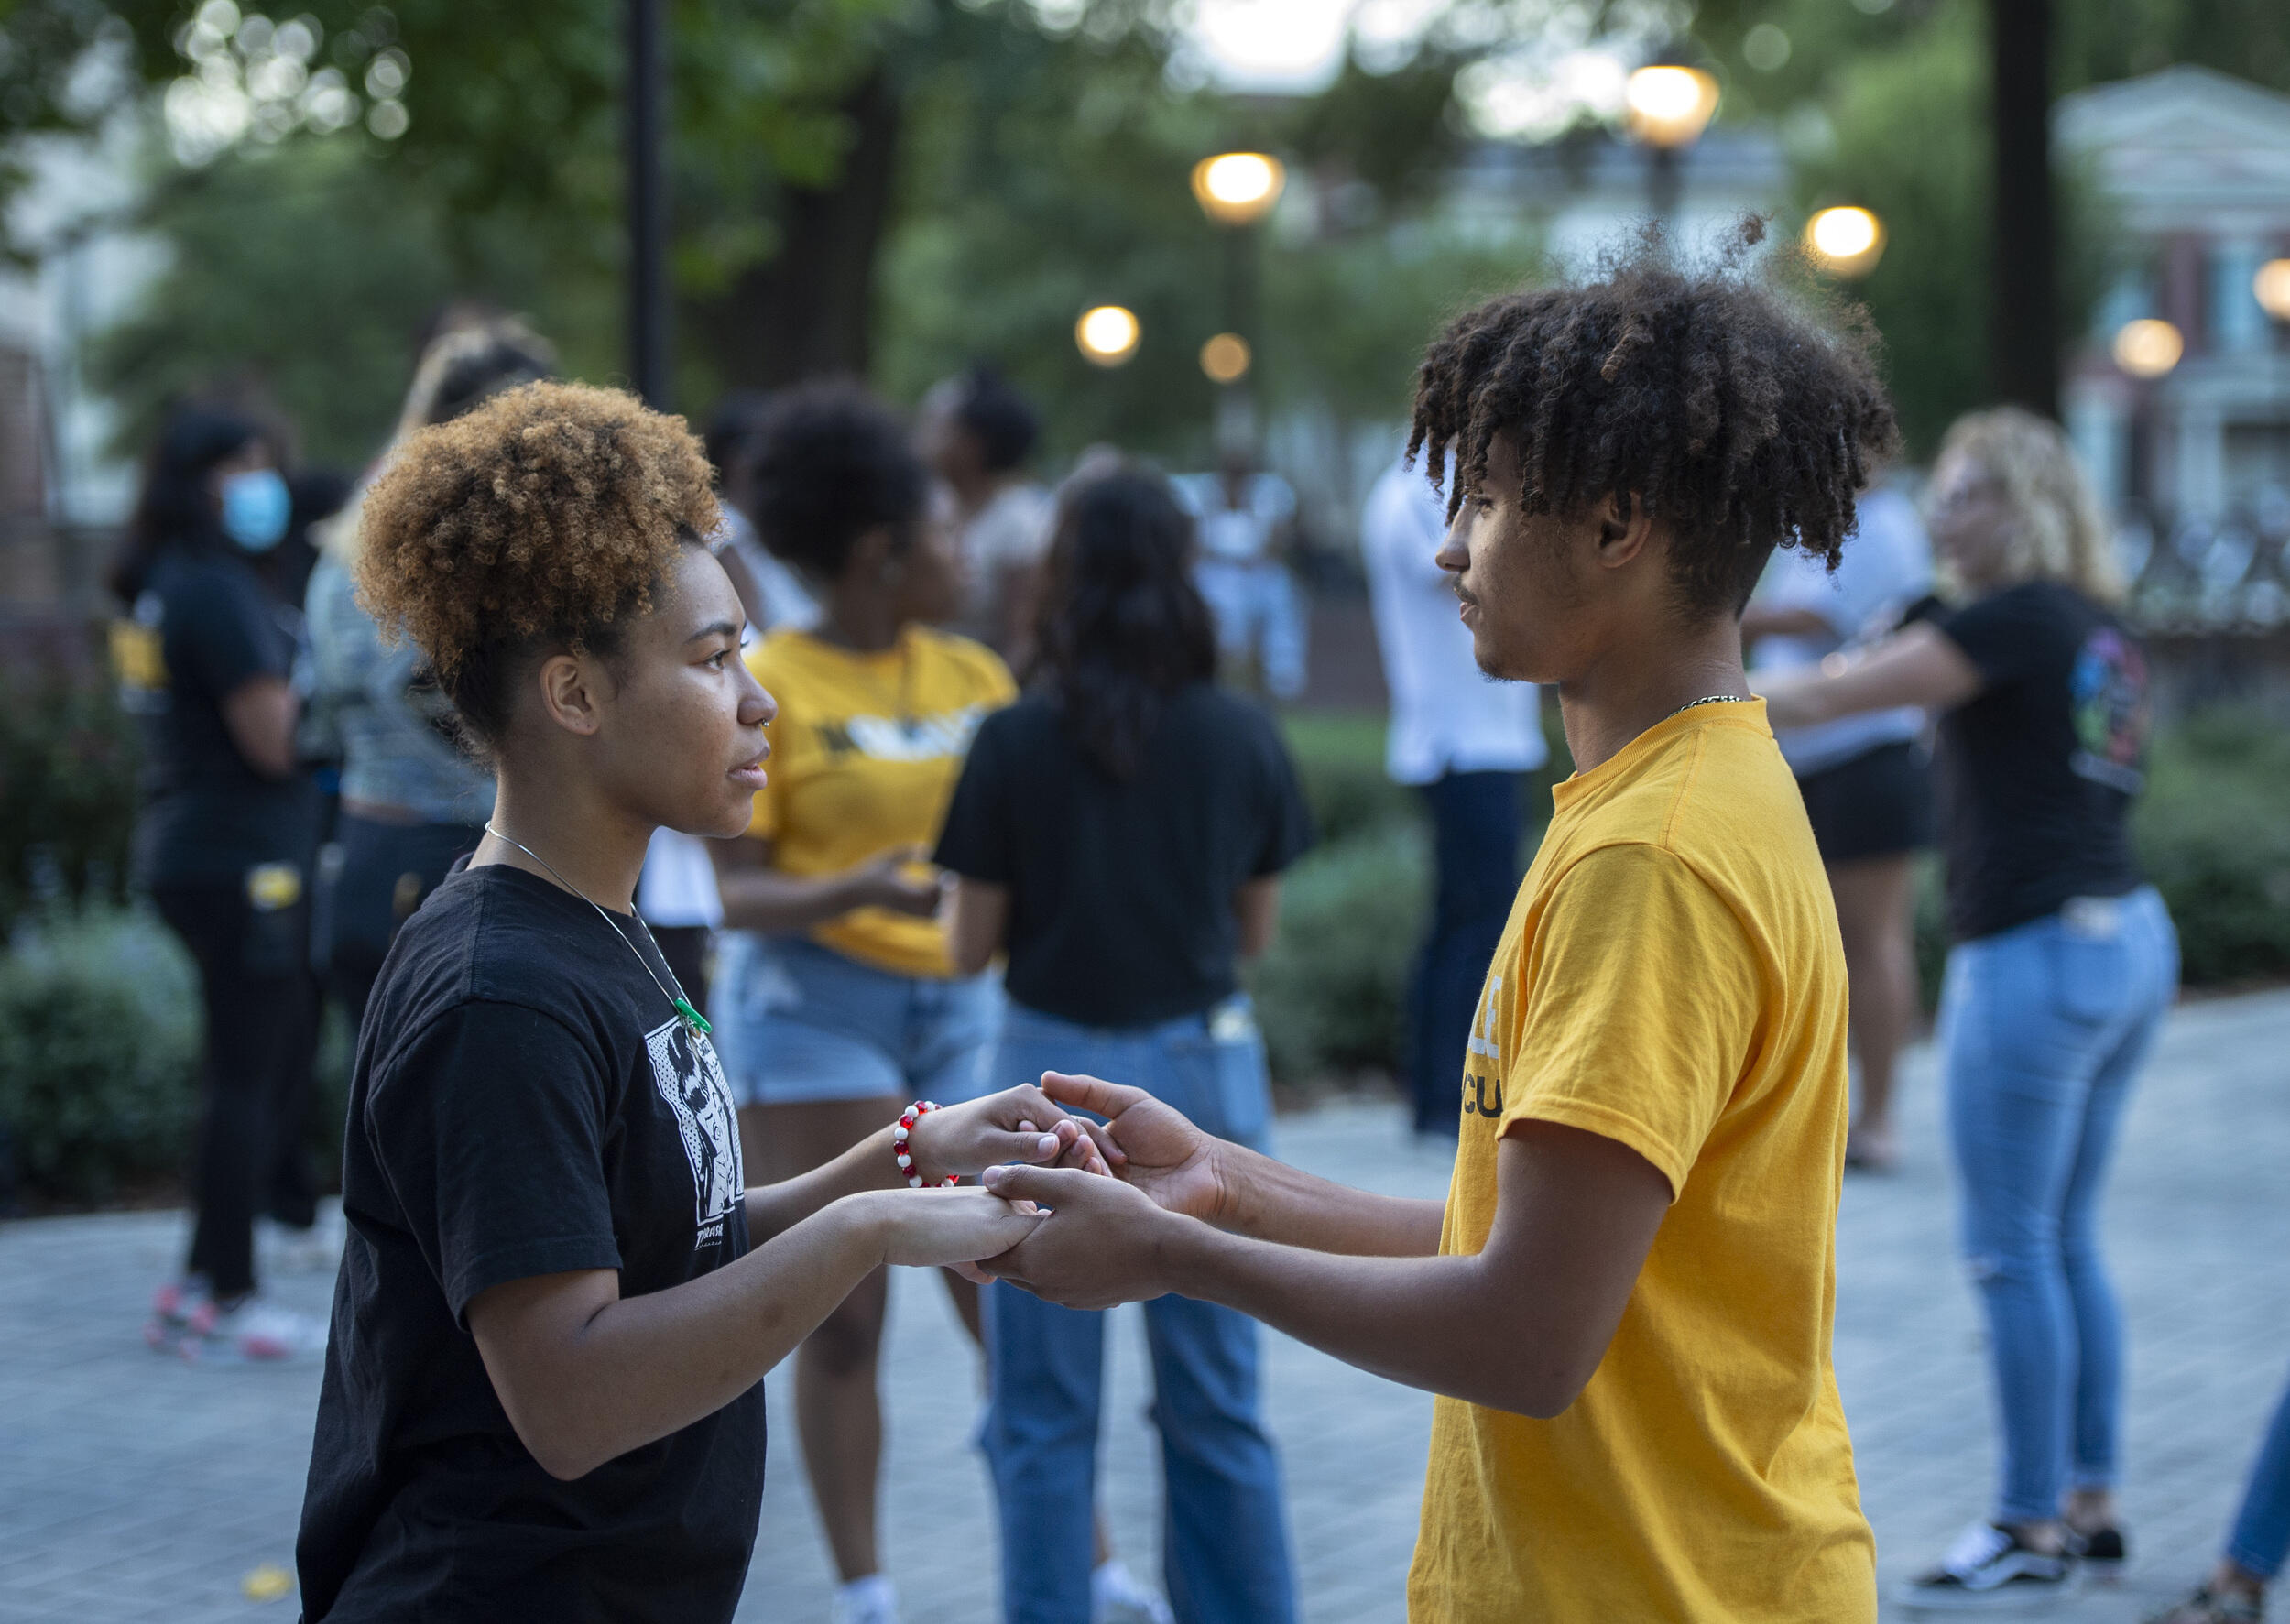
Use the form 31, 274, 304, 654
1763, 405, 2177, 1608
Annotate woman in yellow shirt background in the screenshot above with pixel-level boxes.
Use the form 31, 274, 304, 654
709, 383, 1012, 1624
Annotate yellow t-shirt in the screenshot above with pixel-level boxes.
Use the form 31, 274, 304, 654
744, 626, 1014, 978
1408, 699, 1875, 1624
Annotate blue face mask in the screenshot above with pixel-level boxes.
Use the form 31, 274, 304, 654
220, 468, 291, 553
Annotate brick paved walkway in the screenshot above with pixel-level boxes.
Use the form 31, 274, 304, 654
3, 989, 2287, 1622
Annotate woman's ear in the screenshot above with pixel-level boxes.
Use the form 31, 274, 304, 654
535, 650, 608, 737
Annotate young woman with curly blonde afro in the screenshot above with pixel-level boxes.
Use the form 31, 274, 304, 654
292, 380, 1104, 1624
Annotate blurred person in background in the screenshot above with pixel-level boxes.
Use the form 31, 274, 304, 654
937, 465, 1310, 1624
707, 382, 1013, 1624
1361, 450, 1547, 1139
1763, 407, 2176, 1608
918, 365, 1054, 664
110, 400, 325, 1363
1742, 474, 1936, 1172
1174, 446, 1307, 702
2149, 1368, 2290, 1622
304, 322, 553, 1036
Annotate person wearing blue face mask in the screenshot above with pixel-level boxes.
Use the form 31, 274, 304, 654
108, 400, 328, 1366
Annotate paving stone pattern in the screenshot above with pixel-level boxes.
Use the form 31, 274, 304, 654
3, 990, 2287, 1622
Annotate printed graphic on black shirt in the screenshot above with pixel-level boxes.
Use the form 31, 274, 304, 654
2069, 627, 2150, 794
644, 1019, 744, 1247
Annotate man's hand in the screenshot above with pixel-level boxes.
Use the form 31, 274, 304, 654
1038, 1072, 1228, 1223
904, 1084, 1111, 1184
976, 1163, 1182, 1310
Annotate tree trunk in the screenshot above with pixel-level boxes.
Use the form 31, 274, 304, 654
1988, 0, 2059, 419
705, 71, 901, 389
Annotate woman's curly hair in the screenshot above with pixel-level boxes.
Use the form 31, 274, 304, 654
355, 380, 720, 747
1407, 223, 1901, 616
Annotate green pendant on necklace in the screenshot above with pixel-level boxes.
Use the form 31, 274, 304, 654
675, 997, 713, 1037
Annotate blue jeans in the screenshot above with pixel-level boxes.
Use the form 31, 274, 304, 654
1940, 886, 2177, 1524
2226, 1368, 2290, 1579
1408, 772, 1525, 1136
982, 998, 1297, 1624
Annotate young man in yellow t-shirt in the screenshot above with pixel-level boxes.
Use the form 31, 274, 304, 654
977, 238, 1897, 1620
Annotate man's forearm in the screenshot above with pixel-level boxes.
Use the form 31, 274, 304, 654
1215, 1140, 1445, 1256
1161, 1222, 1569, 1416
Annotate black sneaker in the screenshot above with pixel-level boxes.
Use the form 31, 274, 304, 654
1896, 1521, 2077, 1612
2071, 1524, 2127, 1584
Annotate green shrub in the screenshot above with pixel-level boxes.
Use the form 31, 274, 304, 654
0, 903, 199, 1202
2134, 710, 2290, 986
1249, 821, 1428, 1082
0, 662, 141, 928
1278, 710, 1416, 846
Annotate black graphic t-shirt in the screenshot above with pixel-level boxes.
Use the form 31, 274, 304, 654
116, 542, 318, 885
933, 683, 1313, 1028
1929, 580, 2151, 941
297, 862, 760, 1623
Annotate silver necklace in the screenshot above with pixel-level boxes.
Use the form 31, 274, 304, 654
1665, 693, 1747, 721
483, 823, 712, 1037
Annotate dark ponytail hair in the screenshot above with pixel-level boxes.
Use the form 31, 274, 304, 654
1032, 466, 1217, 780
108, 401, 268, 604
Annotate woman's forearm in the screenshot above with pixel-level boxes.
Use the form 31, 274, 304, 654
715, 866, 867, 932
745, 1124, 904, 1243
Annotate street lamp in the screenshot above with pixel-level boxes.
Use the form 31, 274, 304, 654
2112, 318, 2183, 379
2257, 259, 2290, 324
1201, 332, 1251, 384
1624, 64, 1718, 224
1191, 153, 1285, 227
1076, 305, 1140, 367
1804, 206, 1886, 278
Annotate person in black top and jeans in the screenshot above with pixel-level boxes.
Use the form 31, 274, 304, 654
937, 465, 1310, 1624
111, 401, 326, 1364
290, 380, 1100, 1624
1764, 406, 2178, 1609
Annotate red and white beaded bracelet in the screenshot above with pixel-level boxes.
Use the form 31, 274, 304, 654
893, 1101, 958, 1189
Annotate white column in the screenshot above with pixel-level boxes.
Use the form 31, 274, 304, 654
2175, 404, 2226, 522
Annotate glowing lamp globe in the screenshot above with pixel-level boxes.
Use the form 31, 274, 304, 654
1075, 305, 1141, 367
1190, 153, 1286, 227
2112, 319, 2184, 379
2256, 259, 2290, 324
1804, 207, 1885, 278
1624, 65, 1719, 149
1200, 333, 1252, 384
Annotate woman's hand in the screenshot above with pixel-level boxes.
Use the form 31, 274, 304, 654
904, 1084, 1113, 1184
854, 1187, 1044, 1283
847, 845, 942, 918
1038, 1072, 1230, 1224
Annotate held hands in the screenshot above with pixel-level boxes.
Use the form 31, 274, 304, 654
1035, 1072, 1230, 1223
848, 845, 942, 919
900, 1084, 1113, 1185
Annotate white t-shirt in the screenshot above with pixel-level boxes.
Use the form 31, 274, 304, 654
954, 481, 1054, 644
1174, 472, 1297, 564
1360, 457, 1546, 786
1750, 484, 1935, 776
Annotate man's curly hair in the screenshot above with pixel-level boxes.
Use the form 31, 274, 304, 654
355, 380, 720, 747
1408, 223, 1900, 617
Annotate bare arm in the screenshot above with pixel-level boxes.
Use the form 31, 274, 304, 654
985, 1120, 1671, 1418
468, 1087, 1101, 1480
221, 675, 300, 779
943, 876, 1008, 978
1234, 876, 1280, 960
710, 834, 939, 934
1757, 621, 1982, 731
1738, 605, 1835, 646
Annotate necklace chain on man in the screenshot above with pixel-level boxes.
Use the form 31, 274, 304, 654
483, 824, 712, 1038
1665, 693, 1747, 721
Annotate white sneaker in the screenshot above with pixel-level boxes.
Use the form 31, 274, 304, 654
1093, 1559, 1175, 1624
1896, 1520, 2077, 1612
180, 1292, 329, 1365
830, 1574, 899, 1624
144, 1276, 206, 1353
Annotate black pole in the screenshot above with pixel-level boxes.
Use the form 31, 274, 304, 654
1989, 0, 2058, 418
1647, 143, 1682, 230
627, 0, 670, 408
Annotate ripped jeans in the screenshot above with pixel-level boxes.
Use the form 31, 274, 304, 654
1940, 886, 2177, 1525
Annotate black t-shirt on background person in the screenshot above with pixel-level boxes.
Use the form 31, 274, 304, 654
1929, 579, 2152, 942
296, 863, 761, 1624
118, 542, 317, 885
933, 682, 1314, 1030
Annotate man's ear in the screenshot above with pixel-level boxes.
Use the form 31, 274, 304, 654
535, 650, 609, 738
1592, 492, 1656, 572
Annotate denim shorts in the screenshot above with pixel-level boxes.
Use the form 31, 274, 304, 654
990, 995, 1272, 1152
711, 931, 1001, 1107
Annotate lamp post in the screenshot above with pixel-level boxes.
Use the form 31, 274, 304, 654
626, 0, 669, 407
1804, 206, 1887, 279
1191, 152, 1284, 432
1623, 64, 1718, 227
